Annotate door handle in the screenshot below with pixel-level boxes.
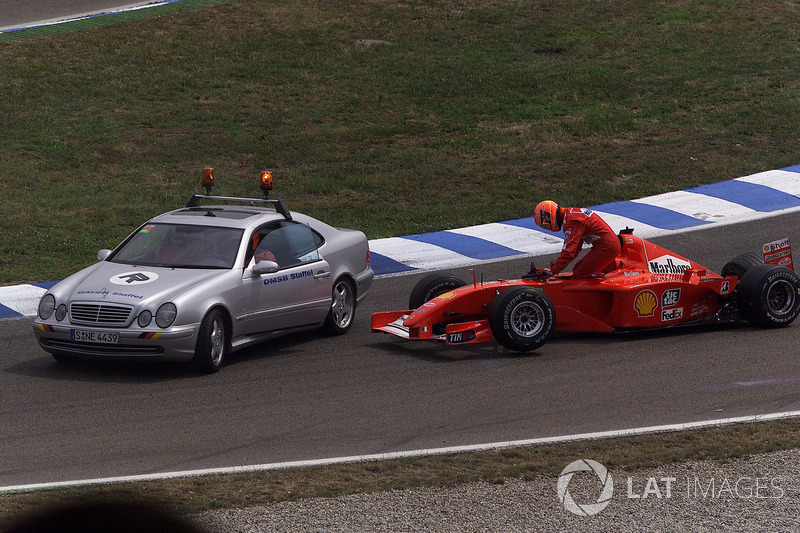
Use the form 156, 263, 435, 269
314, 270, 331, 279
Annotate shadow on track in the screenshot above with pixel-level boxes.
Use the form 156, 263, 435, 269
369, 321, 757, 362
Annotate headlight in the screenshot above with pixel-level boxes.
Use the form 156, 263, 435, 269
55, 304, 67, 321
38, 295, 55, 320
138, 310, 153, 328
155, 303, 177, 328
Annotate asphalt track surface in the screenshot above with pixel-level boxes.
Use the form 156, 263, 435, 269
3, 214, 800, 487
0, 1, 161, 32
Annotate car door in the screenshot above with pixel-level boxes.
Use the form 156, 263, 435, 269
239, 221, 332, 335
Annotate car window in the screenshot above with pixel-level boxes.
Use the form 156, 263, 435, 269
248, 222, 321, 269
110, 224, 243, 269
247, 222, 282, 267
282, 223, 320, 264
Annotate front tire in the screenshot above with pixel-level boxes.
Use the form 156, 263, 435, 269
324, 278, 356, 335
737, 264, 800, 327
488, 288, 555, 352
408, 274, 466, 310
193, 309, 227, 373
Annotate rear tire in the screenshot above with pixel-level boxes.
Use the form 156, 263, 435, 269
408, 274, 466, 309
324, 278, 356, 335
193, 309, 227, 373
721, 252, 764, 279
736, 264, 800, 327
488, 288, 555, 352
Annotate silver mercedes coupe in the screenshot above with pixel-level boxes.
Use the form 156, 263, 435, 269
33, 170, 373, 372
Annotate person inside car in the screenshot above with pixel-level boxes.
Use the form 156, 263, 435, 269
532, 200, 621, 278
254, 249, 277, 264
249, 230, 280, 266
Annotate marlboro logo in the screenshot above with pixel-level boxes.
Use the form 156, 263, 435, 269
648, 255, 691, 275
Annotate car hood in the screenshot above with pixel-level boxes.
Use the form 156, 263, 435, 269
65, 262, 224, 306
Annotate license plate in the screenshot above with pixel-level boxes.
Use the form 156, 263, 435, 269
70, 329, 119, 344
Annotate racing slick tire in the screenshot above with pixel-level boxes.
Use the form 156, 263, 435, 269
324, 277, 356, 335
408, 273, 466, 310
488, 287, 555, 352
193, 309, 228, 373
736, 264, 800, 328
721, 252, 764, 279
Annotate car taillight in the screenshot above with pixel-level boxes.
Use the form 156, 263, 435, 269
366, 250, 371, 264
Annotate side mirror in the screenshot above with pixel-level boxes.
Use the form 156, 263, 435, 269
97, 249, 112, 261
252, 260, 280, 276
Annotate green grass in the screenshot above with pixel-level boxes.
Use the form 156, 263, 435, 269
2, 0, 800, 285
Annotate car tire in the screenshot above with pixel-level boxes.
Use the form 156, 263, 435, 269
408, 274, 467, 310
193, 309, 227, 373
324, 278, 356, 335
721, 252, 764, 278
488, 287, 555, 352
736, 264, 800, 328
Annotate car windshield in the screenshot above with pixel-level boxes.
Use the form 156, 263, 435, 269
110, 224, 244, 269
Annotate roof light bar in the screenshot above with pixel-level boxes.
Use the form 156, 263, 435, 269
186, 168, 292, 220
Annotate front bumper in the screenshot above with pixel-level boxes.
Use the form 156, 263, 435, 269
33, 321, 200, 362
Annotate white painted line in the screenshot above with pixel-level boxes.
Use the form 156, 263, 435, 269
368, 236, 475, 269
0, 284, 46, 316
587, 211, 663, 237
632, 190, 756, 222
3, 409, 800, 494
449, 223, 564, 255
738, 169, 800, 195
666, 204, 800, 231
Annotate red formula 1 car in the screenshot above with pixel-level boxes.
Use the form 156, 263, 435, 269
372, 229, 800, 352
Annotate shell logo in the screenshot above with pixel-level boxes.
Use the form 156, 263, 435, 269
634, 290, 658, 317
436, 291, 457, 300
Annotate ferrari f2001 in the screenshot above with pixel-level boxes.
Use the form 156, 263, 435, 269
372, 229, 800, 352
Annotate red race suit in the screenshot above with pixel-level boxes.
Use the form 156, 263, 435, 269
550, 208, 620, 278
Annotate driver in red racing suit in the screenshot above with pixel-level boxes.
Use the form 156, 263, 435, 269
533, 200, 621, 278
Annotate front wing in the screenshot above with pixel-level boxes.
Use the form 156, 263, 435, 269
371, 311, 495, 346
